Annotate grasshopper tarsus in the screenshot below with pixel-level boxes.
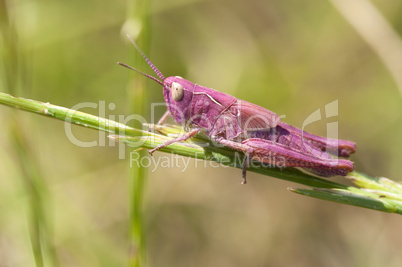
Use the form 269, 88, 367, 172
241, 154, 250, 184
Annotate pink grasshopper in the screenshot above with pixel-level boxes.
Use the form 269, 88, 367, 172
119, 36, 355, 184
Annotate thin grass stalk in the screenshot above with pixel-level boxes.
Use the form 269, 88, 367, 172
124, 0, 152, 266
0, 2, 58, 265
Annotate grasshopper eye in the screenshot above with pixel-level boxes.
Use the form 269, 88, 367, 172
171, 82, 184, 101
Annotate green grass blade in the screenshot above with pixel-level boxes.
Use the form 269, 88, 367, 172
0, 92, 146, 137
290, 187, 402, 214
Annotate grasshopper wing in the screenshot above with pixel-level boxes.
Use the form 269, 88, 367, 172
233, 100, 281, 131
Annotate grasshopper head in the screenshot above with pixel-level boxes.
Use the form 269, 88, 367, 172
163, 76, 195, 124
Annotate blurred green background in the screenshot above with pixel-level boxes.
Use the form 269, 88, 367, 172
1, 0, 402, 266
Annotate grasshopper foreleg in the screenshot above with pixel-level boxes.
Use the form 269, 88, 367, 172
156, 110, 171, 125
148, 110, 171, 133
149, 128, 201, 155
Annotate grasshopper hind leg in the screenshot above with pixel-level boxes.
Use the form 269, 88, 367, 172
241, 153, 251, 184
303, 159, 353, 177
215, 138, 254, 184
243, 138, 354, 176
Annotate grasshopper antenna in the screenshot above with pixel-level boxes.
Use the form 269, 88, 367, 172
123, 34, 165, 81
118, 34, 165, 86
117, 62, 164, 86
